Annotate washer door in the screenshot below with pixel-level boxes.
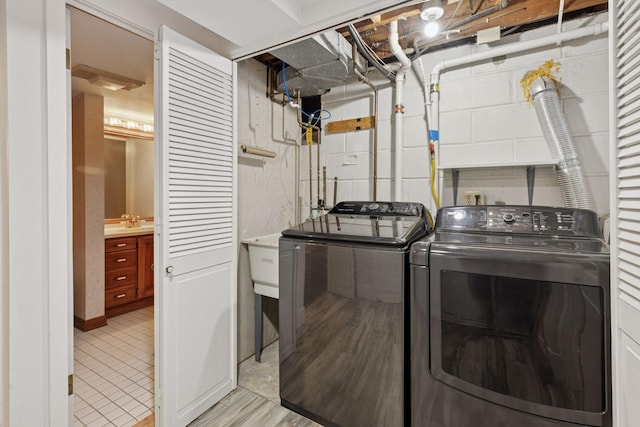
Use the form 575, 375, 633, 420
429, 244, 610, 426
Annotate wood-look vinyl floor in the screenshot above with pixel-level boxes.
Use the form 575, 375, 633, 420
189, 387, 321, 427
133, 387, 319, 427
134, 341, 321, 427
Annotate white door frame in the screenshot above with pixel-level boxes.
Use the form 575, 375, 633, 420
2, 0, 71, 425
65, 1, 158, 424
64, 4, 239, 426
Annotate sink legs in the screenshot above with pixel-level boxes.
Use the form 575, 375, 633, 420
255, 293, 262, 362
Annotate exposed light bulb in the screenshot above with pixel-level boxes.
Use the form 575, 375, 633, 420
424, 20, 440, 37
420, 0, 444, 21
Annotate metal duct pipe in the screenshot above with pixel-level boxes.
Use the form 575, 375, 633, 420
348, 24, 395, 83
529, 76, 594, 210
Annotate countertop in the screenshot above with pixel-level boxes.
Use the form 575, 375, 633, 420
104, 222, 154, 238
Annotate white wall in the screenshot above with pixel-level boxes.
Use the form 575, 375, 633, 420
2, 0, 71, 425
236, 58, 299, 361
316, 13, 609, 218
0, 0, 7, 423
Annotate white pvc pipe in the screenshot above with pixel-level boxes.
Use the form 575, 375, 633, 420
557, 0, 566, 35
394, 75, 404, 201
389, 20, 411, 73
389, 20, 412, 201
431, 22, 608, 78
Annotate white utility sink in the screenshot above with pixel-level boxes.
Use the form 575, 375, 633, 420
242, 232, 281, 362
242, 232, 280, 299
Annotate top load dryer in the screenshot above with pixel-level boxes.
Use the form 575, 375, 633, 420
279, 201, 434, 427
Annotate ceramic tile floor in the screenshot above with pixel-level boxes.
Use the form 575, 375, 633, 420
74, 306, 154, 427
75, 306, 313, 427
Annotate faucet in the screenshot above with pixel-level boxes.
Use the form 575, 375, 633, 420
121, 214, 140, 228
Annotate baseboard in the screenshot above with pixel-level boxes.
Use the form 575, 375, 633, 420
106, 296, 154, 318
74, 315, 108, 331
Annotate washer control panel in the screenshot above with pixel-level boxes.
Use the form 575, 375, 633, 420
436, 205, 601, 237
330, 201, 423, 217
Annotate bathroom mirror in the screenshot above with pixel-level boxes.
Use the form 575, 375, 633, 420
104, 135, 154, 219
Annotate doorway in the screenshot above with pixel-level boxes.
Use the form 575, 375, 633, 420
69, 7, 156, 426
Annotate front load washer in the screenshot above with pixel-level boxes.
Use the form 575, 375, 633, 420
279, 201, 433, 427
410, 205, 611, 427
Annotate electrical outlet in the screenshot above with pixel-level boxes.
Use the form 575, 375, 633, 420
463, 191, 485, 206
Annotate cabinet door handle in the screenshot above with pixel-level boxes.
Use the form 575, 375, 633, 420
115, 276, 127, 281
116, 258, 127, 263
115, 293, 127, 299
116, 243, 127, 247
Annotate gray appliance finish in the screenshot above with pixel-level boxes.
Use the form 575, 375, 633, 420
279, 201, 434, 427
410, 205, 611, 427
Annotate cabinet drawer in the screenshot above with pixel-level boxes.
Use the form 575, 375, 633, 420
105, 267, 137, 289
105, 237, 137, 253
105, 249, 137, 271
105, 285, 137, 309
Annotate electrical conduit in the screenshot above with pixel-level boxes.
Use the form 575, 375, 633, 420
389, 20, 411, 201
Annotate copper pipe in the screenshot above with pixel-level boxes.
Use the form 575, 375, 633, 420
372, 90, 378, 201
308, 139, 313, 218
334, 177, 341, 230
316, 128, 321, 210
322, 166, 327, 209
266, 65, 288, 106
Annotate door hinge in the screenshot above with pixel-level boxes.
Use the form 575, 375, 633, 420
156, 389, 162, 407
154, 48, 161, 61
66, 48, 70, 70
68, 374, 73, 395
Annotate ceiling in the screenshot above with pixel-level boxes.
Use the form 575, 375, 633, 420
257, 0, 608, 66
69, 0, 607, 123
153, 0, 420, 60
69, 7, 154, 124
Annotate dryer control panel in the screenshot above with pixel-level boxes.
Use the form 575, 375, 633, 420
436, 205, 601, 238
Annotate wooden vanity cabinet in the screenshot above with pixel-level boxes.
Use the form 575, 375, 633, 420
105, 234, 154, 317
137, 234, 154, 299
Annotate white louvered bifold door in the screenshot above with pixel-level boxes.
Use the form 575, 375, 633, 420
155, 26, 237, 427
612, 1, 640, 426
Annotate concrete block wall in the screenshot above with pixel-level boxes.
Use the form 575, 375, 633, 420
310, 13, 609, 218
